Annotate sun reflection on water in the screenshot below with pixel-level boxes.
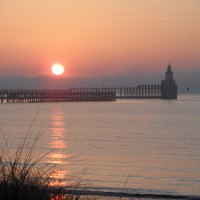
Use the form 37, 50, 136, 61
50, 194, 67, 200
48, 112, 71, 187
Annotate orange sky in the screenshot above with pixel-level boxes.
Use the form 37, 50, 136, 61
0, 0, 200, 81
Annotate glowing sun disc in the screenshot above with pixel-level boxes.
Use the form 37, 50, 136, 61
52, 64, 64, 75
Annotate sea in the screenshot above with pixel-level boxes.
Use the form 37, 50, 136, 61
0, 93, 200, 198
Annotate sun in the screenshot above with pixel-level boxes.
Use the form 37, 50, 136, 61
51, 64, 65, 75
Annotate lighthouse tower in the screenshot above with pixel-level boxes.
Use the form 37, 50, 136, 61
161, 64, 177, 99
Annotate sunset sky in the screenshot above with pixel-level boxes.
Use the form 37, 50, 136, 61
0, 0, 200, 91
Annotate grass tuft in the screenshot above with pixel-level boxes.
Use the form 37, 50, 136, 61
0, 132, 84, 200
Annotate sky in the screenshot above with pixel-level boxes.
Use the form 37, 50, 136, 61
0, 0, 200, 91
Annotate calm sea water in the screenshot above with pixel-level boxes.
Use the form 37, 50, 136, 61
0, 94, 200, 197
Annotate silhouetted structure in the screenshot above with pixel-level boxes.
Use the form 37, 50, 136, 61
0, 64, 178, 103
0, 90, 116, 103
161, 64, 177, 99
115, 85, 161, 99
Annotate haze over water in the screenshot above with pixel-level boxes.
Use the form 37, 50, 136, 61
0, 94, 200, 197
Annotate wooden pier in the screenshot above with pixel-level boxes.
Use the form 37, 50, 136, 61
0, 89, 116, 103
0, 85, 162, 103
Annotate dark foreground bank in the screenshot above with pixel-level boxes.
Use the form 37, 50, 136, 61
64, 188, 200, 200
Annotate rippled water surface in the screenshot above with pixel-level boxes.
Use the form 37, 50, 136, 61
0, 94, 200, 197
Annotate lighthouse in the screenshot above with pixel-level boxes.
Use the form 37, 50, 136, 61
161, 64, 177, 99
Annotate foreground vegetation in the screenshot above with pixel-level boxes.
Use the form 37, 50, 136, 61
0, 132, 85, 200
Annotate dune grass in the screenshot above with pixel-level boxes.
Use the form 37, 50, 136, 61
0, 131, 85, 200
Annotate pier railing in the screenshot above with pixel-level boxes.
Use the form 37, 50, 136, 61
118, 85, 161, 98
69, 85, 161, 98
